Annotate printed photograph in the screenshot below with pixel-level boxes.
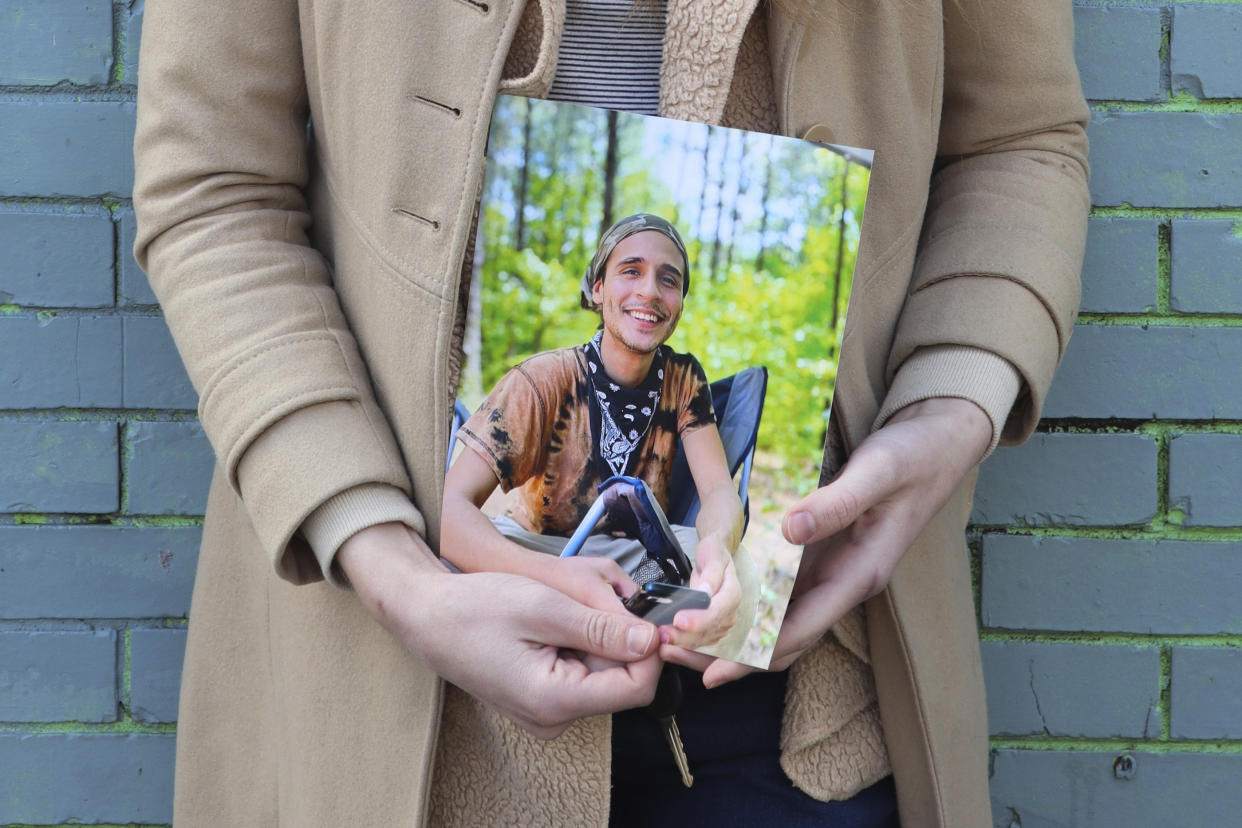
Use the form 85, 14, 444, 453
444, 95, 872, 669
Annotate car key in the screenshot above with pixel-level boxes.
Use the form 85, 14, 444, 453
644, 665, 693, 787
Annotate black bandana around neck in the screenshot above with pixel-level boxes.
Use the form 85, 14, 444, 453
584, 331, 664, 478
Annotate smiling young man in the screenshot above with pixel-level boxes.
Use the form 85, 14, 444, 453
441, 213, 757, 658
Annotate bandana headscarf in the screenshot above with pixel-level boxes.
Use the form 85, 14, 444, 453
583, 331, 665, 478
580, 213, 690, 311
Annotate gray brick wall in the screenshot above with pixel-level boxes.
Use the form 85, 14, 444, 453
3, 1, 1241, 825
980, 4, 1242, 821
1, 3, 190, 822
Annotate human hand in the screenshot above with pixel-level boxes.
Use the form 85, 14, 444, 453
339, 523, 662, 739
660, 532, 741, 653
700, 397, 992, 688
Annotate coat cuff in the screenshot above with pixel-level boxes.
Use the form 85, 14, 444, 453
888, 274, 1062, 444
235, 399, 423, 586
873, 345, 1020, 460
301, 483, 427, 588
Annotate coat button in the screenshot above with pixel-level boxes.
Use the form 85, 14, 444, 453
800, 123, 837, 144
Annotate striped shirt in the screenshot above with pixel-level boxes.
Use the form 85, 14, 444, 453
546, 0, 667, 115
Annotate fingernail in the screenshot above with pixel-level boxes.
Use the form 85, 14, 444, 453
627, 624, 655, 656
788, 511, 816, 544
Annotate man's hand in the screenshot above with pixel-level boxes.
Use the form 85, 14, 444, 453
662, 533, 741, 651
339, 523, 662, 739
700, 396, 992, 688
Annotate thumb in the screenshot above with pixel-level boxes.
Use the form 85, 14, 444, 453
782, 445, 896, 545
539, 596, 658, 661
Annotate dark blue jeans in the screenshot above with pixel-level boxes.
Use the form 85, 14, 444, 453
611, 668, 900, 827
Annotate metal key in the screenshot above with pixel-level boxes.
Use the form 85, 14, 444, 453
644, 666, 694, 787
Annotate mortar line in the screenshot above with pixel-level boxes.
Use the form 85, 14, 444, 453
0, 409, 199, 422
1091, 206, 1242, 220
0, 721, 177, 735
979, 630, 1242, 648
118, 419, 130, 515
121, 628, 133, 717
1090, 94, 1242, 114
1159, 6, 1172, 98
1156, 221, 1172, 314
1076, 313, 1242, 326
971, 525, 1242, 541
1155, 428, 1171, 520
989, 738, 1242, 754
1160, 645, 1173, 741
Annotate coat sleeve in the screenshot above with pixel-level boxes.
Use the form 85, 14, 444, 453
132, 0, 423, 584
883, 1, 1091, 445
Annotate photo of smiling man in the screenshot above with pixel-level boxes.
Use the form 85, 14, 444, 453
441, 213, 760, 663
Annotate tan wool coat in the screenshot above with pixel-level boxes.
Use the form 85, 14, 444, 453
133, 0, 1089, 825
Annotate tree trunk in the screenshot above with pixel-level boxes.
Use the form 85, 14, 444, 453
830, 160, 850, 334
600, 110, 619, 238
515, 100, 533, 250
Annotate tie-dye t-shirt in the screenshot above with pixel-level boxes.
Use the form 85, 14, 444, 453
458, 345, 716, 536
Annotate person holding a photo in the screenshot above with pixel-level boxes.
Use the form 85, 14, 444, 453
442, 213, 758, 660
134, 0, 1088, 824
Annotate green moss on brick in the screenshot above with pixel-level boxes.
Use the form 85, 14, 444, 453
0, 721, 176, 736
12, 514, 48, 525
109, 516, 204, 528
1091, 94, 1242, 114
1091, 206, 1242, 221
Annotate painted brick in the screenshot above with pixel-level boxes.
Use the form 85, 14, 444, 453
1080, 218, 1159, 313
0, 212, 114, 307
0, 315, 123, 407
973, 434, 1157, 526
129, 628, 187, 723
1170, 219, 1242, 313
982, 641, 1159, 738
1043, 325, 1242, 420
990, 750, 1242, 827
118, 207, 158, 305
0, 101, 136, 197
126, 421, 214, 515
1170, 647, 1242, 739
123, 315, 198, 409
121, 0, 145, 85
0, 0, 113, 85
1172, 5, 1242, 99
0, 421, 118, 513
0, 525, 198, 619
0, 631, 117, 722
1169, 434, 1242, 528
981, 535, 1242, 634
1088, 112, 1242, 208
1073, 5, 1162, 101
0, 733, 174, 824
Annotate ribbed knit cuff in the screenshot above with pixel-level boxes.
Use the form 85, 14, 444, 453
872, 345, 1021, 460
301, 483, 426, 588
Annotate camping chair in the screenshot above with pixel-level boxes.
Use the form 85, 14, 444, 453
560, 365, 769, 582
446, 399, 473, 475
